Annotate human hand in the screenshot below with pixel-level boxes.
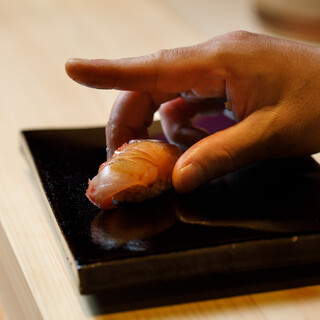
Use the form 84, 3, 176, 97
65, 31, 320, 193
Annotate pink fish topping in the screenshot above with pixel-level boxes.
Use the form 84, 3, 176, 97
86, 139, 182, 210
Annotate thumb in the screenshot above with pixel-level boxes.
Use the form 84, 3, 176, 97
172, 111, 276, 193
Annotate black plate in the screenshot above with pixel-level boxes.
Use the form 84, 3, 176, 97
21, 115, 320, 301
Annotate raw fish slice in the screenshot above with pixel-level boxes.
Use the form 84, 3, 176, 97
86, 139, 182, 210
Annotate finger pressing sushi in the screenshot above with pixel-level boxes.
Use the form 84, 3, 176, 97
86, 139, 182, 210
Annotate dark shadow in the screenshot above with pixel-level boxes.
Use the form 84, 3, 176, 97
85, 263, 320, 315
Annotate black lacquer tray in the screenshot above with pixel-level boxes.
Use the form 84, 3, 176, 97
21, 115, 320, 308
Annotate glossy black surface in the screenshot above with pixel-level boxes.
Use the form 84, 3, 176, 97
21, 116, 320, 298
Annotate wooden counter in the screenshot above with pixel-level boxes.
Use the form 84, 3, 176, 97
1, 0, 320, 319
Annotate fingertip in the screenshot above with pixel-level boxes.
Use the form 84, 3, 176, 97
173, 162, 206, 193
65, 58, 105, 88
65, 58, 81, 65
65, 58, 77, 68
65, 58, 80, 78
65, 57, 88, 75
66, 58, 89, 64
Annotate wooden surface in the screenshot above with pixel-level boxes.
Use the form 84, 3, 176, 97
1, 0, 320, 319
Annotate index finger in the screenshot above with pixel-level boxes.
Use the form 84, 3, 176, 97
65, 44, 223, 93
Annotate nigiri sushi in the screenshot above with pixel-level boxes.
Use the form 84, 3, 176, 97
86, 139, 182, 210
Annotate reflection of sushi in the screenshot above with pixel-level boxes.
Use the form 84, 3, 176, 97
86, 139, 182, 210
91, 197, 177, 251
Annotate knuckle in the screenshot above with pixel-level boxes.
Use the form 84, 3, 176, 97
142, 48, 181, 90
227, 30, 255, 41
152, 47, 185, 61
150, 49, 170, 62
210, 30, 259, 68
214, 147, 237, 175
207, 133, 237, 174
264, 109, 295, 151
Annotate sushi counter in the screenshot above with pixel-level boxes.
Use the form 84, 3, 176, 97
1, 0, 320, 319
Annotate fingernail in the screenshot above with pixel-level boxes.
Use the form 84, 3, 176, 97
66, 58, 88, 64
175, 162, 205, 193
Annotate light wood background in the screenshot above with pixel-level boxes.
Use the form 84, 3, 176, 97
1, 0, 320, 319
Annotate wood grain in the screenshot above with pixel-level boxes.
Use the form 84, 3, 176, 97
0, 300, 7, 320
1, 0, 320, 319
